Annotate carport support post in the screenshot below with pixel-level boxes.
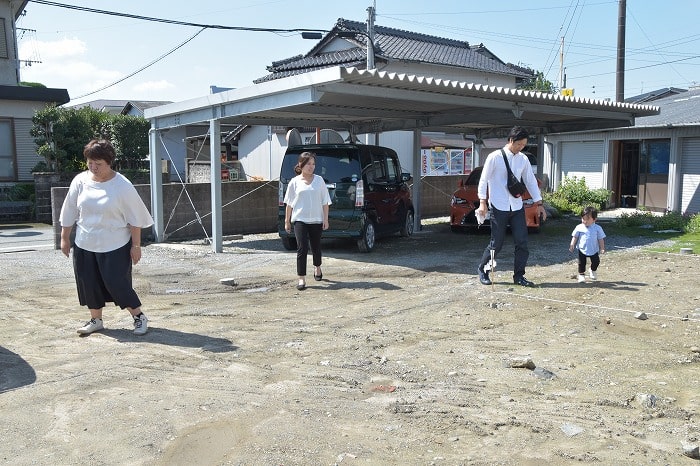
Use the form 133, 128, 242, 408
149, 127, 164, 242
412, 129, 422, 231
210, 119, 223, 253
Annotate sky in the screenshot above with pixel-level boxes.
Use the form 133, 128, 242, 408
15, 0, 700, 106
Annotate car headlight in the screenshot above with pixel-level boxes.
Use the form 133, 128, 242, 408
451, 196, 469, 206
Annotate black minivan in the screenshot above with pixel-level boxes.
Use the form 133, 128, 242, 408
278, 143, 414, 252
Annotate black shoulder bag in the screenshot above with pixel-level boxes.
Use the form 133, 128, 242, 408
501, 149, 526, 198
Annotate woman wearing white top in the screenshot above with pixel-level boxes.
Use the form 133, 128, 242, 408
283, 152, 332, 290
59, 139, 154, 335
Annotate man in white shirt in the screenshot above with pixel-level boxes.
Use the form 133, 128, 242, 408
475, 126, 547, 287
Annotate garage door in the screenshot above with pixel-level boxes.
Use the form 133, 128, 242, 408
680, 138, 700, 215
561, 141, 605, 188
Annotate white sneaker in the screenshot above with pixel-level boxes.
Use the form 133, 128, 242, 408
577, 274, 586, 283
133, 314, 148, 335
77, 318, 103, 334
589, 270, 597, 280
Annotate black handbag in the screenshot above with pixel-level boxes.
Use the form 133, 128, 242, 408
501, 149, 526, 198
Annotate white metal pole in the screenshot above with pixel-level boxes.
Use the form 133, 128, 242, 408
148, 127, 164, 242
210, 119, 223, 253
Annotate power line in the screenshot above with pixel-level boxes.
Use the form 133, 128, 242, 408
72, 28, 206, 100
572, 54, 700, 79
27, 0, 327, 34
26, 0, 330, 101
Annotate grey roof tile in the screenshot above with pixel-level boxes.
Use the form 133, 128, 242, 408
256, 18, 532, 83
633, 87, 700, 127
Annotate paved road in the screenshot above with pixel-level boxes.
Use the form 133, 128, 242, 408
0, 223, 55, 254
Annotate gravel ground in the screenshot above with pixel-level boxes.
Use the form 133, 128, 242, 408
1, 215, 699, 465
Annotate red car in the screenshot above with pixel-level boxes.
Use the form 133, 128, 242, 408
450, 166, 544, 232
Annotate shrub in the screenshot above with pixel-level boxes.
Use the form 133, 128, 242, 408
615, 210, 654, 227
5, 183, 35, 201
616, 210, 691, 232
685, 212, 700, 233
653, 211, 687, 231
543, 176, 612, 214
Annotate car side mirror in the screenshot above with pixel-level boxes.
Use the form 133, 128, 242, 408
401, 172, 412, 182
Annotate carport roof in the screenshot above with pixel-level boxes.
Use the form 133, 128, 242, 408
145, 67, 659, 137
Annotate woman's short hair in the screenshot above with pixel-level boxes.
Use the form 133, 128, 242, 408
83, 139, 116, 164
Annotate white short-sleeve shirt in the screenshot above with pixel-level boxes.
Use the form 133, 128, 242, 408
59, 171, 154, 252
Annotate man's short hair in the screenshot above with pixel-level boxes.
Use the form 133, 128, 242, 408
508, 126, 529, 142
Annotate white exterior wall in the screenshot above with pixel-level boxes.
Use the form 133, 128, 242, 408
544, 126, 700, 214
1, 99, 44, 118
680, 138, 700, 215
371, 131, 416, 174
560, 141, 606, 188
1, 99, 64, 181
237, 125, 286, 181
14, 118, 37, 181
0, 1, 20, 86
156, 126, 187, 182
237, 127, 421, 181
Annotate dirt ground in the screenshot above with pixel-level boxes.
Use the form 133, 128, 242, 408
1, 216, 699, 465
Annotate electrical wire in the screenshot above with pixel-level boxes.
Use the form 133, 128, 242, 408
28, 0, 327, 34
72, 27, 206, 99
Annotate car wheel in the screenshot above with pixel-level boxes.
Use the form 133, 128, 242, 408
357, 220, 376, 252
281, 236, 297, 250
399, 209, 414, 237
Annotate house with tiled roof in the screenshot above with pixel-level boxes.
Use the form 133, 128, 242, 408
256, 19, 532, 86
624, 87, 687, 104
543, 86, 700, 214
232, 18, 537, 181
1, 0, 69, 185
120, 101, 173, 117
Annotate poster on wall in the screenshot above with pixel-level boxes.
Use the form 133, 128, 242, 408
421, 148, 472, 175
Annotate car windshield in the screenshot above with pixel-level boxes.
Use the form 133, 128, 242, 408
281, 148, 362, 183
464, 167, 482, 186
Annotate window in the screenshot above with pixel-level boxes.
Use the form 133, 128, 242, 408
385, 155, 400, 182
0, 19, 8, 59
641, 140, 670, 175
0, 119, 15, 178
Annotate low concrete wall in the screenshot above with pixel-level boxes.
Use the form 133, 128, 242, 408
35, 173, 71, 223
416, 175, 462, 218
51, 175, 464, 247
52, 181, 280, 247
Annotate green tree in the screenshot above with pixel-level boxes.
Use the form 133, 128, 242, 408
30, 105, 149, 174
111, 114, 150, 169
30, 104, 63, 172
519, 70, 556, 93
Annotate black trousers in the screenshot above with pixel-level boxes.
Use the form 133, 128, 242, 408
293, 222, 323, 277
478, 206, 529, 280
72, 241, 142, 310
578, 250, 600, 274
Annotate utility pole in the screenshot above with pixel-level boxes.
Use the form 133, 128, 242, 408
366, 4, 376, 70
616, 0, 626, 102
558, 37, 564, 91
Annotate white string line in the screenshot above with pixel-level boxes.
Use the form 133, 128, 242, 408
413, 176, 457, 199
154, 131, 280, 241
157, 132, 211, 242
496, 291, 700, 323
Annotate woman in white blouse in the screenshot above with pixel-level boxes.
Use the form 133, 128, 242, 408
60, 139, 154, 335
283, 152, 331, 290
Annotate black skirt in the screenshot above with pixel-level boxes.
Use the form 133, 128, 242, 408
72, 241, 142, 310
